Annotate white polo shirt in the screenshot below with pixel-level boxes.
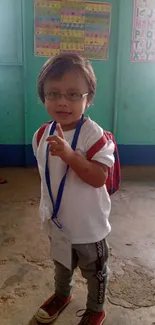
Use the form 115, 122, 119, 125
32, 118, 114, 244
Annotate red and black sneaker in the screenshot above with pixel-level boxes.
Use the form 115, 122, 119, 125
77, 309, 106, 325
35, 294, 72, 324
0, 178, 7, 184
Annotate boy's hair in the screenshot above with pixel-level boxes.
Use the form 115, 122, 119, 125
38, 53, 97, 103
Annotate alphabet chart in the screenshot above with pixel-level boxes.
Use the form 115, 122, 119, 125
131, 0, 155, 62
34, 0, 111, 60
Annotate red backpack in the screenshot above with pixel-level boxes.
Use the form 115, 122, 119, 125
36, 123, 121, 195
104, 131, 121, 195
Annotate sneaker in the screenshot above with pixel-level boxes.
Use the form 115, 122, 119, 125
0, 178, 7, 184
77, 309, 106, 325
35, 294, 72, 324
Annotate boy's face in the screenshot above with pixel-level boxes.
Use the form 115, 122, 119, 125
44, 70, 91, 129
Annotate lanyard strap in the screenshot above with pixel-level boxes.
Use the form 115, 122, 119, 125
45, 115, 84, 228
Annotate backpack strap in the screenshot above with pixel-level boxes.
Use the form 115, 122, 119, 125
36, 122, 52, 147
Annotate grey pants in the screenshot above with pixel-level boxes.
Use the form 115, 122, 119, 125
54, 238, 109, 312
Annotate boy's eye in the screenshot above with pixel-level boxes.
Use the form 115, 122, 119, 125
67, 93, 82, 100
45, 92, 60, 99
50, 92, 59, 97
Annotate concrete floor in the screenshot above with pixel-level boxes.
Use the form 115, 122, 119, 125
0, 168, 155, 325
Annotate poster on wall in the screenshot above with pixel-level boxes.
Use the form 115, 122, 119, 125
34, 0, 111, 60
131, 0, 155, 62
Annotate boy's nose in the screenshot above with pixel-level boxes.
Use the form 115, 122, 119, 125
57, 95, 68, 106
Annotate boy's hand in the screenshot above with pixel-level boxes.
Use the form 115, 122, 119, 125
46, 124, 74, 162
46, 124, 108, 188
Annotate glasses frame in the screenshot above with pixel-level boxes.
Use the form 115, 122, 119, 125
44, 92, 89, 102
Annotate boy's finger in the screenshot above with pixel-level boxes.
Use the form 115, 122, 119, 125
56, 123, 64, 139
49, 142, 57, 150
46, 136, 61, 144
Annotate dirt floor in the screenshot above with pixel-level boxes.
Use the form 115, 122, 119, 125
0, 167, 155, 325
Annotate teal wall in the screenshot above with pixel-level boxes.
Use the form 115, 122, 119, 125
0, 0, 24, 145
116, 0, 155, 145
0, 0, 155, 166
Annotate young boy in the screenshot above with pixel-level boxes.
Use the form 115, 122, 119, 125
33, 53, 114, 325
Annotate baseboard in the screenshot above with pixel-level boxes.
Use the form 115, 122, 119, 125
118, 144, 155, 166
0, 144, 155, 167
0, 144, 36, 167
0, 145, 26, 167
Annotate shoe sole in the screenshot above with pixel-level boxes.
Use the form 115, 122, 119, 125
35, 298, 72, 324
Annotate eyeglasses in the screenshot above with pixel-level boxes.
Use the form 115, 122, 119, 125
44, 92, 89, 102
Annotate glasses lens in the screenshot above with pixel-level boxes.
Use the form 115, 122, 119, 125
66, 93, 82, 101
45, 92, 60, 100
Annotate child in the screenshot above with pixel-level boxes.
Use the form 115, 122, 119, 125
33, 53, 114, 325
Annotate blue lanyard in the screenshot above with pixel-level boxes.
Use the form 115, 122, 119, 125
45, 115, 84, 228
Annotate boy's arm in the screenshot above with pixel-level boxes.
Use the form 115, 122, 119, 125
64, 151, 108, 188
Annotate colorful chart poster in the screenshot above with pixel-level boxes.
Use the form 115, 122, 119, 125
34, 0, 111, 60
131, 0, 155, 62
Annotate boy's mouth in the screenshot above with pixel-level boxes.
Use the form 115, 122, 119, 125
56, 111, 72, 116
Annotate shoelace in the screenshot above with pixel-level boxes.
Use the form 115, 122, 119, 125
76, 309, 95, 325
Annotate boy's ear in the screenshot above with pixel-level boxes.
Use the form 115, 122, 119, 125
86, 93, 93, 108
